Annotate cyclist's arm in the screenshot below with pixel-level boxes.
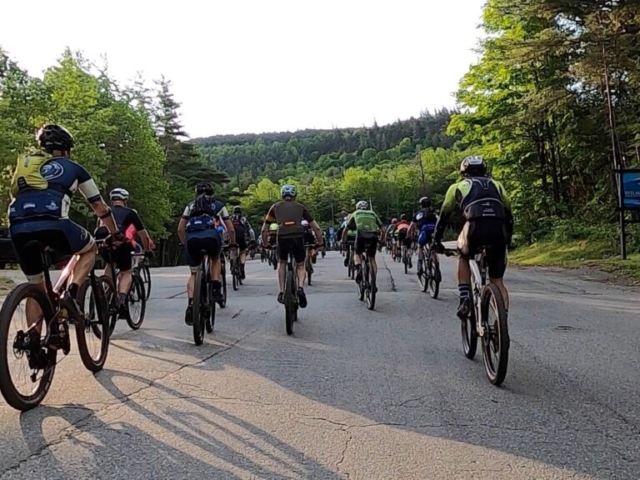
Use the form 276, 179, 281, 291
219, 206, 236, 244
76, 167, 118, 235
434, 183, 458, 242
178, 203, 191, 245
262, 205, 275, 246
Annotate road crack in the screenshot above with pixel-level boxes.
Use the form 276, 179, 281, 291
335, 432, 353, 479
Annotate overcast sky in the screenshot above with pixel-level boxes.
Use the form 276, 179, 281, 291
2, 0, 484, 138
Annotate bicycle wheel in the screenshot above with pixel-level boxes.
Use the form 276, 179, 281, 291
366, 263, 376, 310
480, 284, 510, 386
284, 270, 295, 335
91, 275, 117, 336
357, 265, 365, 301
404, 252, 408, 274
272, 253, 278, 270
206, 280, 215, 334
461, 298, 478, 360
306, 259, 312, 286
219, 260, 227, 308
192, 268, 206, 346
125, 275, 146, 330
231, 260, 239, 291
142, 264, 152, 300
76, 276, 110, 372
428, 258, 440, 299
0, 283, 57, 411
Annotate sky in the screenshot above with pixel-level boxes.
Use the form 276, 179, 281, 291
2, 0, 484, 138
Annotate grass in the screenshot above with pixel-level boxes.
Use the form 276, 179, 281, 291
0, 277, 14, 296
510, 239, 640, 281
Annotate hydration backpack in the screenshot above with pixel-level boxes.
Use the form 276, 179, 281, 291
10, 151, 52, 197
461, 178, 506, 221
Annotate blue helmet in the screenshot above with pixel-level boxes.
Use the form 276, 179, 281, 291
281, 184, 297, 199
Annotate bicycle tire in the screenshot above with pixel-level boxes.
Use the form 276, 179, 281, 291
125, 275, 146, 330
92, 275, 117, 337
357, 265, 365, 301
481, 284, 510, 386
404, 253, 408, 274
428, 259, 440, 299
220, 260, 227, 308
285, 270, 295, 335
206, 281, 215, 334
366, 263, 376, 310
142, 264, 152, 300
76, 277, 110, 372
0, 283, 57, 411
192, 268, 205, 346
307, 261, 312, 286
461, 310, 478, 359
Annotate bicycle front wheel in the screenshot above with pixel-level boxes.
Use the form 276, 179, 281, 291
142, 264, 152, 300
77, 276, 110, 372
0, 283, 57, 411
481, 284, 510, 386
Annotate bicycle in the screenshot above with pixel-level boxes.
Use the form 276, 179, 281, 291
356, 249, 377, 310
402, 241, 413, 274
418, 242, 442, 299
444, 246, 510, 386
0, 242, 110, 411
192, 249, 216, 346
135, 257, 152, 300
96, 243, 146, 336
346, 242, 356, 279
219, 245, 228, 309
230, 248, 242, 291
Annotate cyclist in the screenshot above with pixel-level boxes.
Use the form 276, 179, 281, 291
95, 188, 152, 315
433, 156, 513, 319
302, 220, 317, 262
343, 201, 385, 286
261, 185, 323, 307
230, 206, 255, 280
386, 218, 397, 253
393, 215, 411, 261
178, 182, 236, 325
408, 196, 439, 276
8, 125, 120, 319
342, 215, 357, 267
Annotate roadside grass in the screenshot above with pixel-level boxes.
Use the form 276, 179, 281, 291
510, 239, 640, 281
0, 277, 14, 296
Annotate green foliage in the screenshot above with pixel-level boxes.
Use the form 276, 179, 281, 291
0, 47, 231, 265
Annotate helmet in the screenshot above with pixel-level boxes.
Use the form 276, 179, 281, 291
195, 182, 214, 195
400, 214, 407, 221
356, 200, 369, 210
301, 220, 309, 227
281, 184, 297, 199
233, 206, 242, 215
419, 196, 431, 208
391, 218, 398, 224
36, 124, 74, 153
460, 155, 487, 177
109, 188, 129, 201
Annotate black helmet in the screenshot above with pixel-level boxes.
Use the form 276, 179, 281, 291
460, 155, 487, 177
400, 214, 407, 221
419, 196, 431, 208
233, 206, 242, 215
195, 182, 214, 195
36, 124, 74, 153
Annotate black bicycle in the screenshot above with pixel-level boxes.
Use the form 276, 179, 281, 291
230, 251, 243, 291
445, 246, 510, 386
304, 244, 316, 286
0, 243, 110, 411
346, 242, 355, 279
95, 242, 146, 336
192, 249, 215, 346
418, 242, 442, 299
280, 248, 299, 336
356, 250, 377, 310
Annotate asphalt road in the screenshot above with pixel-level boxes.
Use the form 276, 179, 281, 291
0, 251, 638, 479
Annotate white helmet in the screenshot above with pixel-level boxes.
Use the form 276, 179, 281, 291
301, 220, 310, 227
109, 188, 129, 201
356, 200, 369, 210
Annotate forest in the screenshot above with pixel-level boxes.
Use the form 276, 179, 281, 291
2, 0, 640, 267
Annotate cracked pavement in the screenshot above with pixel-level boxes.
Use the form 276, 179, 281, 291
0, 252, 639, 479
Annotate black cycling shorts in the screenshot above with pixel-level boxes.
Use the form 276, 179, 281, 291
355, 233, 378, 257
234, 227, 248, 251
278, 235, 305, 263
458, 220, 508, 279
10, 218, 94, 279
100, 242, 134, 272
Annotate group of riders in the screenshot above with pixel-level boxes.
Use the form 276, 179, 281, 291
7, 124, 513, 331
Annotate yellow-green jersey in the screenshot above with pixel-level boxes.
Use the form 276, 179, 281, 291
269, 222, 278, 232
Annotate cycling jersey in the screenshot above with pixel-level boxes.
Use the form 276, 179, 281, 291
412, 209, 438, 247
264, 200, 313, 238
346, 210, 383, 234
182, 197, 229, 232
95, 205, 144, 240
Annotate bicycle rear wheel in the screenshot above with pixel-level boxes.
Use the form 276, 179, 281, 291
481, 284, 510, 386
306, 259, 312, 286
141, 264, 152, 300
366, 263, 376, 310
206, 280, 215, 334
76, 276, 110, 372
126, 275, 146, 330
0, 283, 57, 411
428, 258, 440, 299
192, 268, 206, 346
220, 260, 227, 308
284, 270, 295, 336
92, 275, 117, 336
